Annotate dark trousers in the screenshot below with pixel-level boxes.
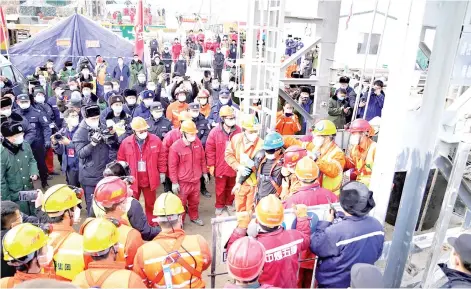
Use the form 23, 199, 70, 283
150, 48, 158, 59
31, 143, 48, 186
214, 68, 223, 81
164, 176, 172, 192
200, 175, 209, 192
83, 185, 96, 216
65, 170, 80, 187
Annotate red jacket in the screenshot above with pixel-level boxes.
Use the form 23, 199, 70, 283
204, 41, 214, 53
205, 125, 241, 177
227, 218, 310, 288
211, 42, 220, 52
168, 138, 208, 184
197, 33, 205, 42
172, 43, 182, 60
117, 134, 166, 192
162, 128, 182, 163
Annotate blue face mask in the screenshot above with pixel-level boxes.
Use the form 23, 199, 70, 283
338, 96, 345, 101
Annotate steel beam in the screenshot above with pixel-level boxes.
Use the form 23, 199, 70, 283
280, 37, 321, 70
279, 78, 319, 85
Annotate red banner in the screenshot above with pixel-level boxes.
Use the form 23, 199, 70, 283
0, 7, 9, 52
134, 0, 144, 59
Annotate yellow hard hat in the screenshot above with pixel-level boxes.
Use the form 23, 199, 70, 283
241, 114, 260, 130
180, 120, 198, 134
312, 120, 337, 136
255, 195, 284, 228
153, 193, 185, 216
3, 223, 48, 261
219, 105, 235, 118
82, 218, 119, 255
42, 184, 82, 214
130, 117, 150, 131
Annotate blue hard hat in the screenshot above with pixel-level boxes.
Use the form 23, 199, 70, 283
262, 132, 284, 150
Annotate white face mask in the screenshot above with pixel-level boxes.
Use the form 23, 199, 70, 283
220, 98, 229, 105
126, 97, 137, 105
55, 89, 63, 97
314, 136, 325, 147
143, 99, 153, 107
265, 153, 276, 160
245, 132, 258, 142
190, 111, 199, 118
138, 77, 146, 83
104, 88, 112, 94
86, 119, 100, 129
349, 134, 361, 145
68, 117, 79, 128
198, 98, 208, 105
82, 70, 90, 76
247, 219, 259, 238
38, 245, 54, 267
147, 85, 156, 91
19, 102, 31, 110
12, 134, 24, 145
152, 111, 163, 119
73, 206, 81, 224
118, 60, 124, 66
212, 83, 219, 89
178, 94, 187, 102
185, 134, 196, 142
136, 132, 148, 140
112, 105, 123, 114
113, 85, 120, 91
34, 95, 45, 104
69, 85, 78, 91
225, 118, 236, 127
1, 108, 12, 117
340, 84, 348, 89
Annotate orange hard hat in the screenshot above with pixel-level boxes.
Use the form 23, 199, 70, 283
227, 237, 266, 281
94, 176, 128, 208
283, 145, 308, 168
255, 195, 284, 228
178, 110, 192, 122
198, 89, 210, 98
295, 156, 319, 181
219, 105, 235, 118
180, 120, 198, 134
130, 117, 150, 131
348, 119, 372, 133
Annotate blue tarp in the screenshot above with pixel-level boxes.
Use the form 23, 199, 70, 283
9, 13, 134, 76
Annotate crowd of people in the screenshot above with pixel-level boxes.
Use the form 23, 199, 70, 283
0, 46, 467, 288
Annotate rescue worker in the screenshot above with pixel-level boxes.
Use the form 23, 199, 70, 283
91, 176, 144, 269
233, 132, 284, 204
279, 145, 307, 201
310, 181, 384, 288
227, 195, 310, 288
275, 102, 301, 135
284, 119, 346, 195
0, 97, 35, 144
168, 120, 209, 226
345, 119, 377, 187
14, 93, 51, 188
1, 121, 39, 215
146, 102, 172, 139
41, 184, 85, 281
73, 104, 116, 215
166, 87, 190, 128
208, 87, 239, 126
0, 224, 55, 287
224, 114, 263, 212
72, 218, 145, 288
100, 95, 133, 142
133, 193, 211, 288
282, 157, 338, 288
132, 90, 155, 119
117, 117, 167, 224
225, 237, 274, 288
197, 89, 211, 118
206, 106, 242, 215
123, 88, 139, 116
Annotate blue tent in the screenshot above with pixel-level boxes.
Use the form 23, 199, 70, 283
9, 13, 134, 76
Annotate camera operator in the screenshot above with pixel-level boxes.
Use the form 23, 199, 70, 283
73, 105, 117, 216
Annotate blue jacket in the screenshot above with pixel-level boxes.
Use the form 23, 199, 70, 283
132, 83, 147, 96
6, 112, 36, 146
174, 60, 187, 76
208, 99, 239, 125
72, 120, 116, 186
53, 126, 79, 172
310, 212, 384, 288
192, 114, 211, 146
14, 106, 52, 148
99, 106, 131, 124
112, 64, 131, 92
132, 102, 152, 119
146, 116, 172, 140
439, 263, 471, 288
47, 97, 63, 129
357, 90, 385, 121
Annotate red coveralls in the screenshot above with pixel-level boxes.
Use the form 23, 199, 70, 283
168, 138, 208, 221
197, 33, 205, 43
205, 124, 241, 209
172, 43, 182, 62
227, 218, 311, 288
282, 183, 339, 288
162, 128, 182, 181
117, 134, 166, 225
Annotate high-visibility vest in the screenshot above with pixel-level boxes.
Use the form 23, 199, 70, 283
48, 229, 85, 281
318, 145, 344, 195
116, 224, 137, 270
355, 142, 376, 187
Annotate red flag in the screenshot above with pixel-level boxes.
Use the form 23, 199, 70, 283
134, 0, 144, 59
0, 7, 9, 53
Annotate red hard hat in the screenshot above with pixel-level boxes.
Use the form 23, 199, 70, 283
348, 119, 372, 133
227, 237, 266, 281
283, 145, 308, 168
94, 176, 128, 208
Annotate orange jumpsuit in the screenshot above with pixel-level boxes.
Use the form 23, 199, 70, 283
225, 133, 263, 212
133, 229, 211, 288
275, 111, 301, 135
166, 102, 189, 128
284, 136, 345, 195
72, 261, 145, 288
345, 137, 377, 187
0, 271, 57, 288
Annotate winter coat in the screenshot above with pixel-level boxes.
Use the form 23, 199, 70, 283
125, 104, 138, 117
4, 112, 36, 146
59, 68, 77, 81
327, 95, 350, 129
14, 106, 52, 148
357, 90, 385, 121
205, 124, 241, 177
438, 263, 471, 288
150, 62, 165, 84
229, 44, 238, 60
213, 52, 225, 70
193, 114, 211, 146
227, 217, 311, 288
146, 116, 172, 140
275, 111, 301, 135
34, 102, 55, 130
1, 140, 39, 215
162, 51, 172, 72
132, 82, 147, 95
172, 43, 182, 61
100, 109, 133, 143
208, 99, 239, 125
53, 126, 79, 173
310, 212, 384, 288
129, 60, 144, 88
166, 101, 189, 129
133, 102, 152, 119
168, 138, 207, 184
72, 120, 116, 186
112, 64, 131, 91
335, 86, 357, 110
174, 60, 187, 76
117, 134, 167, 191
47, 97, 64, 129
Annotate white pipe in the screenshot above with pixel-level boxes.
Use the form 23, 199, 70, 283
363, 0, 392, 119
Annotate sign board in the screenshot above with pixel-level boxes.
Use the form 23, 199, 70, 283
56, 38, 71, 47
451, 26, 471, 85
86, 40, 100, 48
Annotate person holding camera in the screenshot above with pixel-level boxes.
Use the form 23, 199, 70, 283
52, 109, 81, 187
100, 95, 133, 143
1, 121, 39, 216
73, 105, 115, 215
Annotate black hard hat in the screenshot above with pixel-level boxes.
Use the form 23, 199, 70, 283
340, 181, 376, 217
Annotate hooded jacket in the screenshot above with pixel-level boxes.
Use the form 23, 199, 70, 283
438, 263, 471, 288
